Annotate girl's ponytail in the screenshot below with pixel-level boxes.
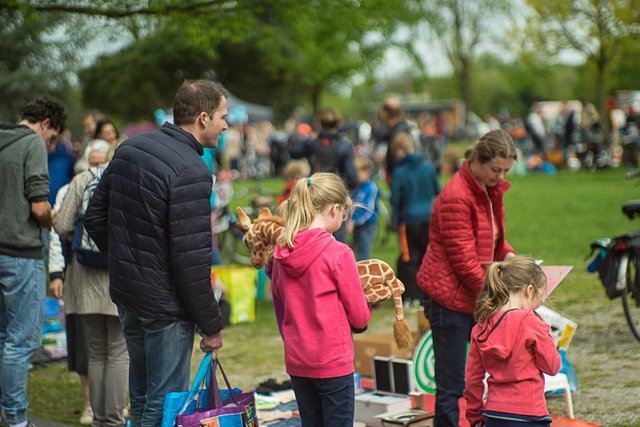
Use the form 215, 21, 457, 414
279, 178, 315, 249
475, 262, 511, 324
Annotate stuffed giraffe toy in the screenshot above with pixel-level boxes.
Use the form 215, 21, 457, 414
235, 207, 413, 349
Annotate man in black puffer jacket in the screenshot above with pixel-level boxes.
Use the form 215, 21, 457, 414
85, 80, 228, 427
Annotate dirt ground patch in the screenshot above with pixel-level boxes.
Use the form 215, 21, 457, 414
545, 296, 640, 426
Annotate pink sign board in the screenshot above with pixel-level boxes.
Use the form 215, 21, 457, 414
542, 266, 574, 296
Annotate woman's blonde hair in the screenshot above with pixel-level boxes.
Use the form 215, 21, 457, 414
277, 172, 352, 249
474, 255, 546, 325
465, 129, 517, 164
106, 138, 124, 162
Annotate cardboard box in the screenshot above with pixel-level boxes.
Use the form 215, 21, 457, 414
355, 392, 413, 427
380, 409, 435, 427
354, 332, 418, 377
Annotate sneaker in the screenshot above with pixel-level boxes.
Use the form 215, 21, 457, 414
79, 406, 93, 425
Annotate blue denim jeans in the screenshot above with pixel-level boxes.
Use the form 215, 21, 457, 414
352, 223, 377, 261
0, 255, 45, 425
290, 373, 355, 427
117, 306, 195, 427
422, 295, 474, 427
485, 418, 550, 427
333, 222, 347, 244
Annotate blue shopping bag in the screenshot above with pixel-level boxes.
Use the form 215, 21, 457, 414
161, 353, 242, 427
176, 359, 256, 427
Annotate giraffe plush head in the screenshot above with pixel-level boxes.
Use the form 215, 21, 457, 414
235, 207, 284, 269
235, 208, 413, 349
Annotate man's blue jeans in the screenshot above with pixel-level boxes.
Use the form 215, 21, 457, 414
352, 223, 377, 261
290, 373, 355, 427
422, 295, 474, 427
117, 306, 195, 427
0, 255, 45, 425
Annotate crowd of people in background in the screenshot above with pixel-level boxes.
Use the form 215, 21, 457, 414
3, 86, 640, 427
200, 98, 640, 192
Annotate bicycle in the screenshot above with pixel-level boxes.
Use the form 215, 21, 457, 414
587, 170, 640, 342
376, 190, 394, 247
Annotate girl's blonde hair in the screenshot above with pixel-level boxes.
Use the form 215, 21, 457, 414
277, 172, 352, 249
354, 156, 372, 172
474, 255, 546, 325
284, 159, 311, 180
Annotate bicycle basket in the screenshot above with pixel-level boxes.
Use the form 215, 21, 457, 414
597, 232, 640, 299
598, 247, 625, 299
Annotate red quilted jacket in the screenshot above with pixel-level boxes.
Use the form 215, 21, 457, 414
417, 162, 515, 314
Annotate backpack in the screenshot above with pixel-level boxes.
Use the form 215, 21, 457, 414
71, 168, 108, 269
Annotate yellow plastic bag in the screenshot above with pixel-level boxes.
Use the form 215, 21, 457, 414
212, 267, 257, 324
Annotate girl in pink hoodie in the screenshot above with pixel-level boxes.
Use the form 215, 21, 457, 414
464, 256, 561, 427
271, 172, 372, 426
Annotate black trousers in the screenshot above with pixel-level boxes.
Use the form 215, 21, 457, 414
397, 221, 430, 302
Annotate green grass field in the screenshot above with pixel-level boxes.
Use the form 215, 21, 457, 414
28, 166, 639, 425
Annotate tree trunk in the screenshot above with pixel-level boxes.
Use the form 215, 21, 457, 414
596, 49, 609, 138
311, 84, 322, 117
461, 56, 471, 126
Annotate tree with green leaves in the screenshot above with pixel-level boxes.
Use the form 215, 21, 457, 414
423, 0, 512, 125
527, 0, 640, 134
0, 8, 85, 121
172, 0, 425, 115
7, 0, 425, 119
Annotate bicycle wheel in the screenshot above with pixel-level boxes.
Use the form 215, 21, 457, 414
621, 253, 640, 342
217, 225, 251, 266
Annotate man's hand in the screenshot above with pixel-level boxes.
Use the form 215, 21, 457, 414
31, 201, 52, 228
200, 330, 224, 354
49, 278, 63, 299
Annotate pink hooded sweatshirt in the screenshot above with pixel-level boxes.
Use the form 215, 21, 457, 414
464, 309, 561, 425
271, 228, 371, 378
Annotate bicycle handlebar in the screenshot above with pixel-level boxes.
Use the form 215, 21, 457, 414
625, 169, 640, 179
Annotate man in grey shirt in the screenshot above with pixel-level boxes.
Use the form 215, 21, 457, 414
0, 96, 66, 427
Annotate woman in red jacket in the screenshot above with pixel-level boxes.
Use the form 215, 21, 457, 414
464, 256, 560, 427
417, 129, 517, 427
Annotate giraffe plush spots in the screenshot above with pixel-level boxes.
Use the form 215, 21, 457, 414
235, 207, 413, 349
356, 259, 412, 349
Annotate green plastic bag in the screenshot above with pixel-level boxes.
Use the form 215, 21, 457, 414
213, 267, 257, 324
